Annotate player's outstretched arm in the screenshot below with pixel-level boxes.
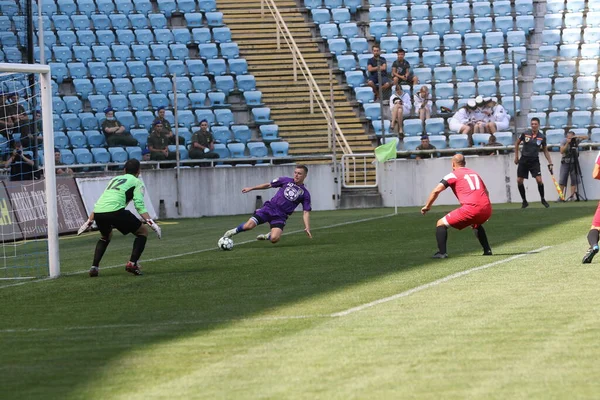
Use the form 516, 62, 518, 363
140, 212, 162, 239
77, 212, 95, 235
242, 182, 272, 193
421, 183, 446, 215
303, 211, 312, 239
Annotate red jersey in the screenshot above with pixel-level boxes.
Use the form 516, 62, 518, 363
441, 167, 491, 208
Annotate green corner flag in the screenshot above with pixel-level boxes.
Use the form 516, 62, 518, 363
374, 139, 398, 163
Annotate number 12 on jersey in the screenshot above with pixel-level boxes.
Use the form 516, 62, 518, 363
464, 174, 480, 190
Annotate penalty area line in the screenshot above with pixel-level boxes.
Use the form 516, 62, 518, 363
330, 245, 552, 317
0, 212, 397, 290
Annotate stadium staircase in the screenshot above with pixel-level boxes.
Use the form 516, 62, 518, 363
215, 0, 375, 160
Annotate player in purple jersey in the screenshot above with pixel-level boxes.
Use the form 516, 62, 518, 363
223, 165, 312, 243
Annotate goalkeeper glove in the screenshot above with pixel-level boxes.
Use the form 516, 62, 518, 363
146, 219, 162, 239
77, 219, 93, 236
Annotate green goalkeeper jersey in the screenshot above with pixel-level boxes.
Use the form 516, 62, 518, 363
94, 174, 148, 215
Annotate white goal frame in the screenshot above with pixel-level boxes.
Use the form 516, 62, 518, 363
0, 63, 59, 278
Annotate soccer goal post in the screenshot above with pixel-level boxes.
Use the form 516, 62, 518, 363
0, 62, 59, 280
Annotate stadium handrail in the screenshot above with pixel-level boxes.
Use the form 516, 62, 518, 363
260, 0, 353, 155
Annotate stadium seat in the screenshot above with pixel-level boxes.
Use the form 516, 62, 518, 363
246, 142, 268, 158
192, 76, 212, 93
253, 108, 274, 125
227, 142, 246, 158
63, 96, 83, 114
565, 13, 584, 29
345, 70, 365, 88
507, 31, 526, 48
535, 61, 555, 79
82, 130, 104, 148
390, 21, 409, 38
61, 114, 81, 131
579, 60, 597, 76
538, 45, 558, 61
449, 134, 469, 148
435, 83, 454, 100
551, 94, 571, 112
423, 51, 442, 68
494, 16, 515, 36
403, 119, 423, 137
332, 8, 350, 24
576, 76, 597, 93
208, 92, 230, 108
129, 94, 149, 111
212, 126, 233, 143
206, 12, 224, 27
557, 61, 577, 78
400, 36, 419, 53
188, 92, 207, 108
69, 132, 88, 150
329, 38, 348, 56
53, 97, 66, 115
231, 125, 252, 144
354, 87, 374, 104
553, 77, 574, 95
369, 7, 386, 23
402, 136, 421, 151
54, 132, 69, 149
270, 141, 290, 157
571, 111, 592, 129
413, 67, 432, 84
73, 78, 93, 100
425, 118, 445, 135
498, 79, 515, 97
475, 64, 495, 82
198, 43, 219, 60
542, 30, 561, 46
243, 91, 263, 107
390, 5, 408, 21
237, 75, 256, 92
421, 35, 441, 52
148, 60, 167, 77
174, 77, 192, 93
193, 110, 215, 126
465, 49, 485, 66
363, 103, 381, 121
214, 76, 235, 94
472, 133, 491, 147
432, 19, 451, 35
574, 94, 594, 111
368, 22, 387, 41
547, 111, 568, 129
443, 50, 462, 69
494, 131, 513, 146
412, 20, 431, 37
457, 82, 476, 99
220, 43, 240, 60
59, 149, 76, 166
207, 59, 227, 76
478, 81, 497, 98
559, 44, 579, 59
149, 93, 169, 109
372, 120, 391, 137
79, 112, 98, 130
339, 22, 359, 39
562, 29, 582, 46
434, 66, 453, 83
465, 33, 484, 50
529, 95, 550, 113
442, 34, 462, 51
259, 125, 280, 142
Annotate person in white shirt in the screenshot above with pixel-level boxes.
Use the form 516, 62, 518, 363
449, 101, 474, 135
473, 96, 488, 134
389, 85, 412, 135
413, 85, 432, 123
486, 99, 510, 133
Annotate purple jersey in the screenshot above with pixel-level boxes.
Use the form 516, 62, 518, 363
265, 176, 312, 217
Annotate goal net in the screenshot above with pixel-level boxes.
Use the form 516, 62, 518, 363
0, 63, 59, 282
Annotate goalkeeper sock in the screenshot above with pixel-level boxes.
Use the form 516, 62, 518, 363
537, 183, 545, 200
92, 238, 110, 267
436, 226, 448, 254
587, 229, 599, 248
235, 223, 246, 233
474, 225, 491, 252
518, 183, 527, 202
130, 235, 147, 264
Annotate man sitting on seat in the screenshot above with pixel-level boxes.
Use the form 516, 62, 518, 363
366, 45, 392, 100
147, 120, 176, 162
101, 107, 138, 147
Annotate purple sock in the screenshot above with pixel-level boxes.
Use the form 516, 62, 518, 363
236, 223, 246, 233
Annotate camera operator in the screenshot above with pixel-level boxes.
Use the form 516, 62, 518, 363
5, 142, 35, 181
389, 85, 411, 136
559, 131, 588, 201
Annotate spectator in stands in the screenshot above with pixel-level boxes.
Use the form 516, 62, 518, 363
415, 135, 437, 160
449, 100, 476, 146
391, 48, 418, 90
6, 93, 40, 150
5, 141, 34, 181
189, 119, 219, 160
0, 92, 13, 143
155, 106, 184, 145
413, 85, 432, 123
140, 148, 154, 169
366, 45, 392, 100
559, 131, 588, 201
389, 85, 411, 135
101, 107, 138, 147
54, 148, 73, 175
147, 120, 176, 162
473, 96, 488, 134
485, 98, 510, 134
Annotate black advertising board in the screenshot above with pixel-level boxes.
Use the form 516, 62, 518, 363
4, 178, 88, 239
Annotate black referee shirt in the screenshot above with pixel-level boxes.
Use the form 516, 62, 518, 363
518, 130, 546, 158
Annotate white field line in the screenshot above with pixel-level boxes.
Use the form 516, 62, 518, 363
0, 246, 551, 334
0, 213, 397, 290
330, 245, 552, 317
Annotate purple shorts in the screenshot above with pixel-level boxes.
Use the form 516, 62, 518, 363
252, 204, 287, 230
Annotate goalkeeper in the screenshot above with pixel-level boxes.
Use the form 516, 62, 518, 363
78, 159, 162, 277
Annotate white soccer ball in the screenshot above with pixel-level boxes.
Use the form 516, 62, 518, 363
218, 237, 234, 251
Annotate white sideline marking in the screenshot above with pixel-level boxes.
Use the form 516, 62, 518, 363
0, 246, 552, 334
0, 213, 396, 290
330, 246, 552, 317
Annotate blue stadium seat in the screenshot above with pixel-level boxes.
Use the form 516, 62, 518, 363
61, 114, 81, 131
538, 45, 558, 61
403, 119, 423, 136
91, 45, 111, 64
83, 130, 104, 148
434, 66, 453, 83
190, 28, 211, 45
368, 22, 387, 41
554, 77, 574, 95
53, 97, 66, 115
471, 133, 490, 147
109, 94, 129, 111
73, 78, 93, 100
389, 5, 407, 21
243, 91, 263, 107
76, 30, 95, 47
212, 143, 230, 159
363, 103, 381, 120
63, 95, 83, 114
71, 14, 90, 30
452, 18, 471, 37
413, 67, 432, 84
478, 81, 497, 98
390, 21, 409, 37
412, 20, 430, 37
483, 32, 503, 49
472, 1, 491, 18
535, 61, 555, 79
507, 46, 526, 66
226, 142, 245, 158
435, 83, 454, 99
588, 13, 600, 28
49, 62, 68, 84
174, 77, 192, 93
148, 60, 167, 77
214, 75, 235, 94
345, 70, 364, 88
128, 14, 148, 29
112, 45, 131, 63
68, 132, 88, 149
402, 136, 420, 151
457, 82, 476, 99
548, 111, 568, 129
493, 131, 513, 146
52, 15, 71, 31
252, 108, 274, 125
579, 60, 597, 76
131, 44, 151, 61
172, 28, 191, 45
188, 92, 206, 108
59, 149, 75, 166
107, 147, 128, 163
176, 110, 195, 128
245, 141, 268, 158
562, 29, 581, 46
399, 36, 419, 53
270, 141, 290, 157
451, 2, 470, 19
542, 29, 561, 46
311, 8, 330, 25
574, 94, 594, 111
154, 29, 175, 45
442, 34, 462, 51
150, 44, 170, 62
96, 30, 116, 47
557, 60, 576, 78
259, 125, 280, 142
108, 61, 127, 79
198, 43, 219, 60
185, 59, 205, 76
421, 35, 441, 52
192, 76, 212, 93
206, 12, 224, 27
184, 12, 203, 28
134, 111, 154, 130
354, 86, 374, 104
449, 134, 469, 148
529, 95, 550, 113
220, 43, 240, 59
451, 65, 472, 82
149, 13, 168, 29
93, 78, 113, 96
473, 17, 493, 35
465, 49, 485, 66
551, 94, 571, 112
425, 118, 445, 135
212, 126, 233, 143
79, 112, 98, 130
126, 61, 147, 78
566, 0, 585, 13
208, 92, 230, 108
129, 93, 149, 111
231, 125, 252, 144
149, 93, 169, 109
443, 50, 462, 68
131, 78, 151, 94
199, 0, 217, 12
153, 77, 171, 95
88, 61, 107, 79
236, 75, 256, 92
494, 16, 514, 36
571, 111, 592, 129
194, 109, 216, 126
54, 132, 69, 149
432, 18, 451, 35
115, 29, 135, 45
577, 76, 597, 93
498, 79, 515, 97
134, 29, 154, 45
544, 14, 562, 30
527, 112, 547, 127
420, 51, 440, 68
369, 6, 387, 23
372, 120, 391, 136
565, 13, 584, 29
431, 3, 449, 19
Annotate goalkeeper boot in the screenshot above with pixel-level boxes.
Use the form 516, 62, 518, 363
432, 252, 448, 259
89, 266, 99, 277
521, 200, 529, 209
582, 246, 599, 264
256, 233, 270, 241
125, 261, 143, 276
483, 249, 493, 256
223, 228, 237, 239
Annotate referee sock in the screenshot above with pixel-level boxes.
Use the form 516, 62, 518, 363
518, 183, 527, 202
130, 235, 147, 265
537, 183, 545, 200
587, 230, 599, 249
474, 225, 491, 252
436, 226, 448, 254
92, 238, 110, 267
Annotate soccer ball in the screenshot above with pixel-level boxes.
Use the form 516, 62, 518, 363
218, 237, 234, 251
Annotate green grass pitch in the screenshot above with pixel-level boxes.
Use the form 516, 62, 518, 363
1, 203, 600, 399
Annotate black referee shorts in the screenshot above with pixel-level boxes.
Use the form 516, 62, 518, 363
517, 157, 541, 179
94, 209, 142, 237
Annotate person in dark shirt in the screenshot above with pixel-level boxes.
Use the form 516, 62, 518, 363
155, 106, 185, 145
189, 120, 219, 159
391, 48, 419, 88
514, 117, 553, 208
415, 136, 437, 160
5, 141, 35, 181
147, 120, 176, 161
366, 45, 392, 100
101, 107, 138, 147
54, 148, 73, 175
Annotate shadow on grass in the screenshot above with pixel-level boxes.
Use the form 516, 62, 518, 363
0, 204, 596, 399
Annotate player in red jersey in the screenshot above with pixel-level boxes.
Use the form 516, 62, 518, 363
582, 152, 600, 263
421, 154, 493, 258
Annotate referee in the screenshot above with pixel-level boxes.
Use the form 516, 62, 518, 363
514, 117, 553, 208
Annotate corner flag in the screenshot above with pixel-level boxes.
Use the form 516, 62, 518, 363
375, 139, 398, 163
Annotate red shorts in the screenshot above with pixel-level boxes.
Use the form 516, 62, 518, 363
444, 205, 492, 230
592, 202, 600, 227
